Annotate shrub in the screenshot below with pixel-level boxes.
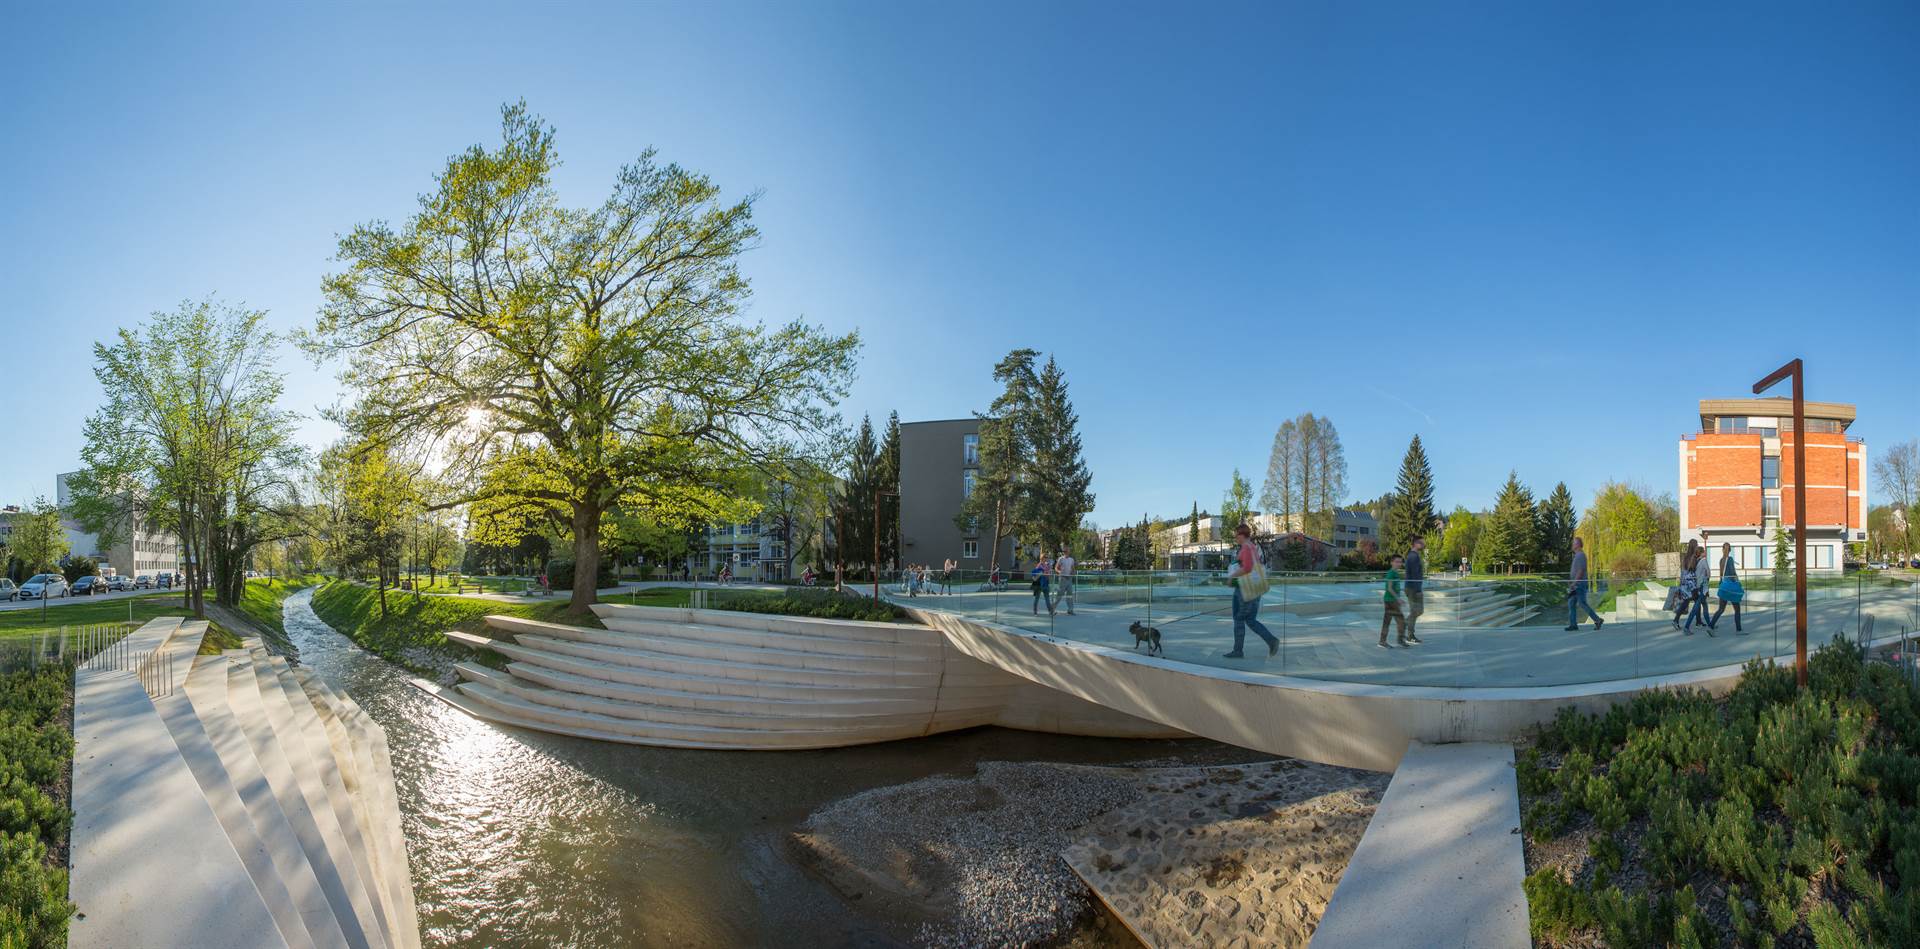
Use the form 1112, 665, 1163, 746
707, 588, 907, 623
1608, 544, 1653, 577
0, 666, 75, 948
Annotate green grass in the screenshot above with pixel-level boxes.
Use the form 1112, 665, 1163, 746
1519, 640, 1920, 947
309, 581, 692, 676
0, 665, 77, 947
0, 593, 209, 641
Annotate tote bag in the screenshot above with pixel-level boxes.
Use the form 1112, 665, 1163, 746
1237, 562, 1272, 599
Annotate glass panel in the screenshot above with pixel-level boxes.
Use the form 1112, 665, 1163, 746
1761, 456, 1779, 488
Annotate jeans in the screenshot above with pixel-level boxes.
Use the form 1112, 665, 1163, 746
1056, 577, 1075, 614
1684, 591, 1711, 631
1232, 586, 1277, 653
1032, 583, 1051, 613
1568, 586, 1602, 627
1404, 588, 1425, 638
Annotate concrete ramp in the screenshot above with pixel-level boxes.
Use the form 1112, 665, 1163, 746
1310, 742, 1528, 948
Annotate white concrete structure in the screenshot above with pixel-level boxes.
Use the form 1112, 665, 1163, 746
69, 617, 417, 949
420, 603, 1183, 749
1312, 742, 1529, 947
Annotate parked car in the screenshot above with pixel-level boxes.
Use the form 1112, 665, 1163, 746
70, 575, 105, 596
106, 575, 134, 592
0, 578, 16, 601
19, 574, 70, 599
156, 572, 175, 589
135, 574, 155, 589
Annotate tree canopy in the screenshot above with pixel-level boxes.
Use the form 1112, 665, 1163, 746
1380, 435, 1436, 556
304, 103, 858, 613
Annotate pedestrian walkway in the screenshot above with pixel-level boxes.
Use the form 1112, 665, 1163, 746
1310, 741, 1528, 948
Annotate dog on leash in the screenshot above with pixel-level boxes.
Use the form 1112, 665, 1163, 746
1128, 621, 1163, 657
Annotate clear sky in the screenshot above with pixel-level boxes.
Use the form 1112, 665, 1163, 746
2, 1, 1915, 527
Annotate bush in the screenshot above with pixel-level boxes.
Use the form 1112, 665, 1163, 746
0, 666, 75, 948
59, 557, 99, 583
706, 587, 907, 622
545, 557, 614, 591
1608, 544, 1653, 577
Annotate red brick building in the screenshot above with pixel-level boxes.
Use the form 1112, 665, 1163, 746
1680, 398, 1865, 574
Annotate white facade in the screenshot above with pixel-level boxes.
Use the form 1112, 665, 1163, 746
56, 472, 181, 577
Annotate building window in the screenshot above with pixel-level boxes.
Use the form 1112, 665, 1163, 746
1763, 496, 1781, 530
1761, 456, 1779, 489
964, 516, 979, 535
963, 541, 979, 559
962, 434, 980, 466
963, 469, 976, 498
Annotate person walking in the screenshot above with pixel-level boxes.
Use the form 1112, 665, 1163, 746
1685, 544, 1715, 636
1403, 538, 1427, 644
1224, 524, 1278, 658
1030, 561, 1052, 615
941, 558, 955, 595
1565, 537, 1604, 631
1379, 554, 1410, 648
1054, 548, 1076, 615
1708, 542, 1744, 633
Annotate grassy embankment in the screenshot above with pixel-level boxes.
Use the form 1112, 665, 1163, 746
0, 665, 77, 946
309, 582, 908, 676
1520, 640, 1919, 946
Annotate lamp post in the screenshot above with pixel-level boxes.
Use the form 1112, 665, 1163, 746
1752, 358, 1809, 687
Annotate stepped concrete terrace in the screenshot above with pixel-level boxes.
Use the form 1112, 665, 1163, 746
69, 617, 417, 949
417, 603, 1185, 749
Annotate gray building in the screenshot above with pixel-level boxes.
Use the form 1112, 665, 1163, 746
899, 419, 1016, 571
56, 471, 181, 577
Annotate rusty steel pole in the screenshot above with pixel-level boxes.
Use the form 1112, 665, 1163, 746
1753, 358, 1809, 687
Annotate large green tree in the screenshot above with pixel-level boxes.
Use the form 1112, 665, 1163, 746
1380, 435, 1436, 556
1576, 482, 1659, 576
1434, 506, 1481, 573
1476, 472, 1538, 573
1534, 482, 1578, 570
1019, 357, 1095, 554
68, 299, 306, 615
829, 417, 882, 576
8, 499, 68, 575
956, 350, 1037, 569
877, 411, 902, 569
305, 103, 857, 615
1221, 469, 1255, 537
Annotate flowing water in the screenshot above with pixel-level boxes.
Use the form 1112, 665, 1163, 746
279, 588, 1258, 947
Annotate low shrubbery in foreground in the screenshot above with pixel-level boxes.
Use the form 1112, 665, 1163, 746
0, 665, 76, 947
1519, 640, 1919, 947
706, 587, 908, 622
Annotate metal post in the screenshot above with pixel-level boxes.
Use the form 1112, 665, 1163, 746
1754, 358, 1810, 687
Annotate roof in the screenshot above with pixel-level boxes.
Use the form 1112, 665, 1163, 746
1697, 397, 1856, 430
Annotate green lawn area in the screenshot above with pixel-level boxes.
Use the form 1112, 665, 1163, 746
1519, 642, 1920, 946
309, 581, 692, 676
0, 593, 208, 640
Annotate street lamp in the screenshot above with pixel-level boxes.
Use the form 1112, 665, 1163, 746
1753, 358, 1810, 687
874, 487, 900, 601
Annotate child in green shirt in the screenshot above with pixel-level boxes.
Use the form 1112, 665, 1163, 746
1379, 555, 1409, 648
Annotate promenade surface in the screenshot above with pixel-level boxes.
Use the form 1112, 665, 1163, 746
903, 582, 1916, 687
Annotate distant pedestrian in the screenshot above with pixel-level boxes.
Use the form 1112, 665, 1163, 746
1565, 537, 1604, 631
1379, 554, 1410, 648
1683, 543, 1715, 635
941, 558, 955, 595
1709, 542, 1744, 633
1055, 549, 1076, 615
1403, 538, 1426, 644
1030, 561, 1052, 614
1224, 524, 1278, 658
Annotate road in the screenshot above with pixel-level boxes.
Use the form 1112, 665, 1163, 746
0, 587, 183, 613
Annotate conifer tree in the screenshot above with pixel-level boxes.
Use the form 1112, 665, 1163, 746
1381, 435, 1436, 556
1477, 471, 1539, 573
878, 411, 902, 569
956, 350, 1037, 570
1190, 502, 1202, 545
1534, 482, 1577, 569
1773, 526, 1794, 577
829, 416, 880, 575
1020, 356, 1095, 554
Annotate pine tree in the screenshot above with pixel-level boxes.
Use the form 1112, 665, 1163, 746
878, 411, 902, 569
955, 350, 1038, 569
1380, 435, 1436, 556
1773, 527, 1794, 576
1477, 471, 1539, 573
1190, 502, 1201, 545
1020, 356, 1095, 554
829, 416, 880, 575
1534, 482, 1577, 569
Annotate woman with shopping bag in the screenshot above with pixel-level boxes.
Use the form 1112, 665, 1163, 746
1223, 524, 1278, 658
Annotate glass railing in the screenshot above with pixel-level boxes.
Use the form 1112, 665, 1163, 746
877, 567, 1920, 689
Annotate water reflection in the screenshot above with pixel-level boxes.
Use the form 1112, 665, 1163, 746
282, 588, 1262, 947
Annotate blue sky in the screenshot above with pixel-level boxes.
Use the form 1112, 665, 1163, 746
2, 1, 1915, 527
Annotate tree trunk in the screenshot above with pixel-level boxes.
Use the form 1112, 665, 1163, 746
568, 501, 603, 618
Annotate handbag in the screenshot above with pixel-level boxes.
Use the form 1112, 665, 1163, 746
1237, 562, 1272, 599
1718, 576, 1744, 604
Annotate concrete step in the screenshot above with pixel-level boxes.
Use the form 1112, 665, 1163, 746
513, 633, 943, 687
69, 661, 286, 949
453, 679, 949, 749
223, 650, 387, 949
155, 659, 339, 949
185, 653, 351, 947
457, 663, 984, 730
581, 614, 947, 658
492, 618, 946, 673
490, 662, 948, 717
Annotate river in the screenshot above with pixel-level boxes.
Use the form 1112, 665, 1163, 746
280, 587, 1261, 947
